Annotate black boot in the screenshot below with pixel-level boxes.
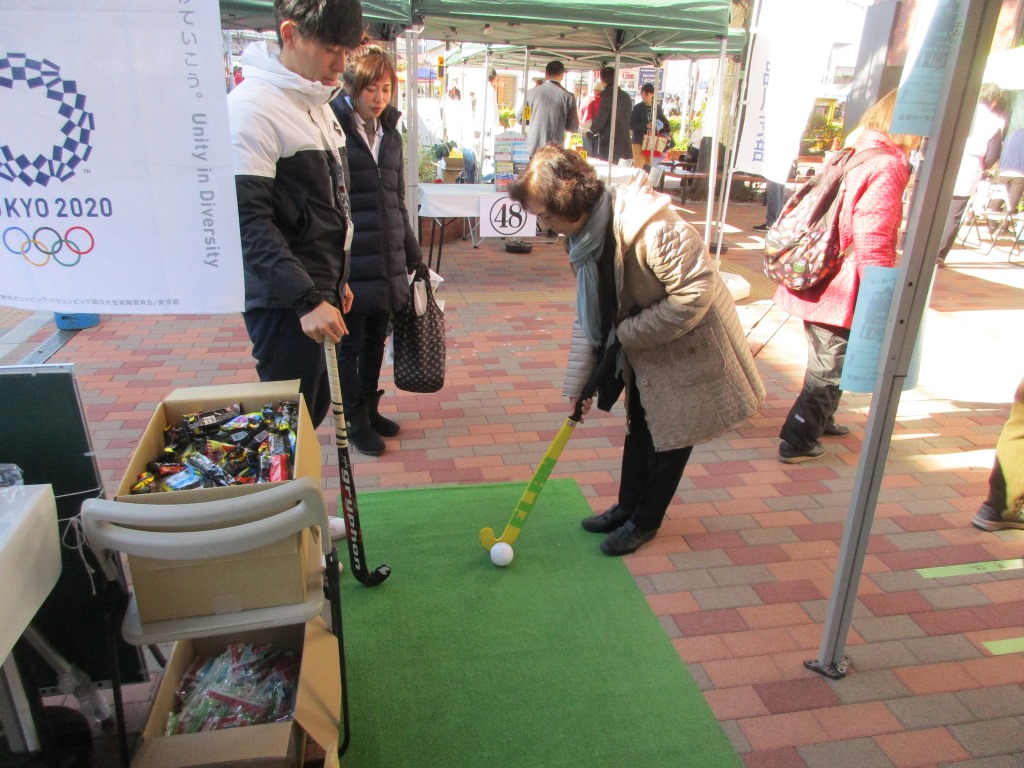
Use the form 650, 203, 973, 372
345, 403, 385, 456
368, 389, 400, 437
600, 521, 658, 556
581, 503, 632, 533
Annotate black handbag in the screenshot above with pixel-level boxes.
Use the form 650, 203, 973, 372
393, 264, 446, 393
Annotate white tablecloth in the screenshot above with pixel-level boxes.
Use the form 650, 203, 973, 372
0, 484, 59, 662
417, 183, 497, 218
586, 159, 638, 186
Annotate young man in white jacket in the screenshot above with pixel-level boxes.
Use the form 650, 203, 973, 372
228, 0, 364, 428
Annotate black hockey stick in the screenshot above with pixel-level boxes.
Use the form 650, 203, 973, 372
324, 339, 391, 586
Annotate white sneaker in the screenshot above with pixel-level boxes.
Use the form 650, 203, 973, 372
328, 516, 348, 541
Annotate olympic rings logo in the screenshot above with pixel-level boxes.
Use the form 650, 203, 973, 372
3, 226, 95, 268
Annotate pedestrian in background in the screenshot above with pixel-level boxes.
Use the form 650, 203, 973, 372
935, 83, 1004, 267
518, 60, 579, 158
630, 82, 670, 169
773, 89, 919, 463
590, 66, 633, 164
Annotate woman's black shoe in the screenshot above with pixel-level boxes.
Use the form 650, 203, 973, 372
581, 503, 631, 533
600, 521, 658, 556
368, 389, 400, 437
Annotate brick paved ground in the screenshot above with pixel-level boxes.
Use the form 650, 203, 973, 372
4, 199, 1022, 767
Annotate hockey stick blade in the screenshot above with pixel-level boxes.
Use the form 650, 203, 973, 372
325, 340, 391, 586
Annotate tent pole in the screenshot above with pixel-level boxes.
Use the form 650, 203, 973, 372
405, 28, 419, 242
478, 48, 492, 180
714, 0, 763, 260
806, 0, 1001, 680
606, 51, 621, 184
713, 59, 743, 259
703, 36, 728, 247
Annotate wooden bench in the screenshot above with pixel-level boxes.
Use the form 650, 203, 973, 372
656, 166, 768, 205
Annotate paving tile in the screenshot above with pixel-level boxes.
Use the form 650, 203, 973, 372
739, 711, 831, 751
692, 585, 765, 610
947, 718, 1024, 758
703, 655, 787, 689
647, 567, 719, 593
672, 634, 733, 664
852, 615, 930, 643
937, 756, 1024, 768
894, 662, 984, 696
721, 719, 754, 754
845, 641, 921, 672
752, 580, 826, 605
875, 727, 972, 767
922, 585, 995, 611
705, 685, 771, 720
674, 607, 749, 637
860, 591, 936, 617
959, 655, 1024, 688
955, 684, 1024, 720
753, 677, 842, 714
798, 737, 897, 768
826, 670, 913, 705
708, 563, 777, 587
812, 701, 905, 740
721, 627, 801, 659
739, 603, 815, 630
886, 692, 977, 729
742, 746, 808, 768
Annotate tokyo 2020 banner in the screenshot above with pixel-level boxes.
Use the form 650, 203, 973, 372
2, 0, 242, 314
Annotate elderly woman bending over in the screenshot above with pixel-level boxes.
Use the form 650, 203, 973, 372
508, 147, 765, 555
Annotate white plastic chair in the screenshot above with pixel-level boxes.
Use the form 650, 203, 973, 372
81, 477, 350, 764
959, 179, 1018, 255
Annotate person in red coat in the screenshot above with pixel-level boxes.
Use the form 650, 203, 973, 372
774, 89, 918, 463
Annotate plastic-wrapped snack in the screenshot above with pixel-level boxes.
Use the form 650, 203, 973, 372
168, 642, 297, 735
146, 459, 187, 477
130, 472, 158, 494
160, 466, 204, 493
268, 454, 289, 482
0, 463, 25, 487
184, 452, 233, 487
163, 423, 190, 452
274, 401, 297, 433
183, 404, 241, 436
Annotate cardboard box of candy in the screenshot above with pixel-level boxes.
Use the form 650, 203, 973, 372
131, 619, 341, 768
114, 381, 321, 624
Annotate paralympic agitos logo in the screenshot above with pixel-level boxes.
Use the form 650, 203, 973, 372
1, 53, 94, 187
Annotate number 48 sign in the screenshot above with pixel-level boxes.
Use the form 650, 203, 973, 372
479, 193, 537, 239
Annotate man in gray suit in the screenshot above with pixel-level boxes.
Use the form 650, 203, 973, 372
518, 60, 579, 158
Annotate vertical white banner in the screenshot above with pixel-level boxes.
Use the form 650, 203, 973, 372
2, 0, 242, 314
735, 0, 835, 182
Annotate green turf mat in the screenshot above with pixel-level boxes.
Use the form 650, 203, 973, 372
339, 479, 742, 768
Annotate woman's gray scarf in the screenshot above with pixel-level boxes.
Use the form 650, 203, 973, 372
567, 189, 613, 348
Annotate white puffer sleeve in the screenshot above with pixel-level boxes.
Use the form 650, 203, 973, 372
562, 321, 598, 399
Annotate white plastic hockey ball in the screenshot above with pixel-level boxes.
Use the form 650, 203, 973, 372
490, 542, 514, 567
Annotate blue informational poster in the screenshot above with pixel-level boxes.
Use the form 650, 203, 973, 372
891, 0, 962, 136
841, 266, 925, 393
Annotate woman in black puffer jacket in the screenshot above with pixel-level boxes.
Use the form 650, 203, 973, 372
330, 46, 423, 456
